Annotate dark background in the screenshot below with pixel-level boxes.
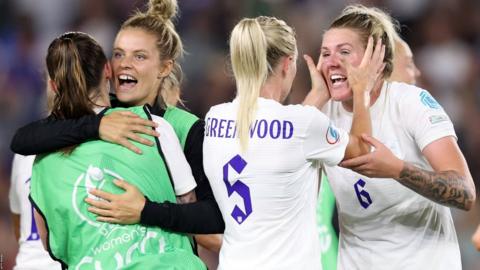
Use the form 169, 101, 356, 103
0, 0, 479, 268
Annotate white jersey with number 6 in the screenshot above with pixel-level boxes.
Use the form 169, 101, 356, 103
322, 81, 461, 270
203, 97, 349, 270
9, 154, 61, 270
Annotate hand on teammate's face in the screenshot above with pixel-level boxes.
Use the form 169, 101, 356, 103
342, 37, 386, 95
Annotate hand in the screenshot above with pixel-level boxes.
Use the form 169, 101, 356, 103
342, 37, 386, 96
99, 111, 160, 154
302, 54, 330, 108
85, 179, 146, 224
339, 134, 404, 179
472, 225, 480, 251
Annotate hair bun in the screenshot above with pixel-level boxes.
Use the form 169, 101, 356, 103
147, 0, 178, 22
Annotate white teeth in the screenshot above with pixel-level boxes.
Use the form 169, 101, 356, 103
119, 74, 137, 81
330, 74, 345, 80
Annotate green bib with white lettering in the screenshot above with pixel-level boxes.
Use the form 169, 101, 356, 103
30, 106, 206, 270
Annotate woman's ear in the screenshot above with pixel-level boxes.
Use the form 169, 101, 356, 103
48, 79, 58, 93
158, 59, 173, 79
281, 56, 294, 77
104, 62, 112, 80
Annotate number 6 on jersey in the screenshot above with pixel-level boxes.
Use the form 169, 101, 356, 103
223, 154, 253, 224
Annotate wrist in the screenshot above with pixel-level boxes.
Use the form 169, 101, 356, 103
393, 159, 405, 179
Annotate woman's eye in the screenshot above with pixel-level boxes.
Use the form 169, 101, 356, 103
135, 54, 146, 60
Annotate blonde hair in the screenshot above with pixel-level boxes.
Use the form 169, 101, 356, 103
330, 4, 399, 79
122, 0, 183, 108
230, 16, 296, 151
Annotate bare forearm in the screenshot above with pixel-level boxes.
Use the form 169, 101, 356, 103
345, 92, 371, 159
396, 162, 475, 210
302, 89, 329, 109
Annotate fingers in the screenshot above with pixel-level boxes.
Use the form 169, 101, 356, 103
303, 54, 316, 72
129, 123, 160, 138
316, 54, 323, 70
126, 133, 154, 147
129, 117, 158, 129
88, 206, 114, 217
89, 188, 116, 201
361, 134, 382, 148
340, 154, 370, 168
113, 179, 132, 191
85, 197, 111, 209
117, 111, 140, 118
96, 216, 122, 224
360, 36, 374, 67
118, 138, 143, 154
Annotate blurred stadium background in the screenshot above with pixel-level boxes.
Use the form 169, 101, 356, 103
0, 0, 479, 269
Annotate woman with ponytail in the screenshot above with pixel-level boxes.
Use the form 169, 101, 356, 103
30, 31, 206, 269
201, 15, 384, 269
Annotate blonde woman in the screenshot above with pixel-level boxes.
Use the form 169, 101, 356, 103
320, 5, 475, 269
202, 16, 384, 269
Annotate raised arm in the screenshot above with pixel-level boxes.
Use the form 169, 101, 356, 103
344, 37, 385, 159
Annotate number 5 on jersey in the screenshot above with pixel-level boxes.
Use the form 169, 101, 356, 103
223, 154, 252, 225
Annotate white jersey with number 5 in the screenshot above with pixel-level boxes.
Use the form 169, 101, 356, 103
203, 97, 349, 270
322, 81, 461, 270
9, 154, 61, 270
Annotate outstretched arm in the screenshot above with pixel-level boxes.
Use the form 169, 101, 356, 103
10, 111, 158, 155
341, 135, 476, 210
10, 114, 102, 155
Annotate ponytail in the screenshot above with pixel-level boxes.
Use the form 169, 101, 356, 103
230, 18, 269, 152
48, 37, 94, 119
230, 16, 296, 152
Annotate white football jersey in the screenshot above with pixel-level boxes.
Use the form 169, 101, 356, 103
152, 114, 197, 196
203, 97, 349, 270
9, 154, 61, 270
322, 81, 461, 270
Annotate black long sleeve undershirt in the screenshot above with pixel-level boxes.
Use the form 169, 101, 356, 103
10, 114, 102, 155
10, 105, 225, 234
140, 119, 224, 233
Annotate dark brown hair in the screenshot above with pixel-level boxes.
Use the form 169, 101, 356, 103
47, 32, 107, 119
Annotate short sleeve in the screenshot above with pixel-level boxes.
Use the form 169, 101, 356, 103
9, 155, 21, 214
302, 108, 349, 166
401, 89, 456, 151
152, 115, 197, 195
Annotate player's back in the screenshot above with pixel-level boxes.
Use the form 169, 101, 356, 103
204, 98, 348, 270
30, 106, 205, 270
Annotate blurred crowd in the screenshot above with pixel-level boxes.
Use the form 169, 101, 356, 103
0, 0, 479, 269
